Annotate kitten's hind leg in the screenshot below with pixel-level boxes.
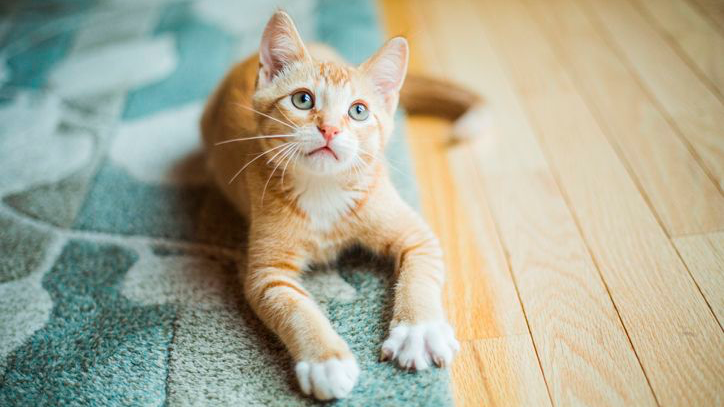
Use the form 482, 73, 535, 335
244, 250, 359, 400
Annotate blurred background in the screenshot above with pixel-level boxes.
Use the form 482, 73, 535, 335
1, 0, 722, 406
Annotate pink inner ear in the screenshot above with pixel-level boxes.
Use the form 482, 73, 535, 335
259, 12, 309, 84
364, 37, 409, 95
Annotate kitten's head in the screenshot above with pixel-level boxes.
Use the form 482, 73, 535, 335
251, 11, 408, 177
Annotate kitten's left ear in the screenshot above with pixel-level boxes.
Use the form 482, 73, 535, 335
361, 37, 409, 105
258, 11, 311, 86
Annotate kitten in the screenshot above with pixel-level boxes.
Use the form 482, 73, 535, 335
201, 11, 485, 400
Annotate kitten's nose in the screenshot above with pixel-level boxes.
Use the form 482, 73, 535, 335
318, 125, 340, 142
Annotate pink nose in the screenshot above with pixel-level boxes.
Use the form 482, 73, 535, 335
318, 125, 340, 142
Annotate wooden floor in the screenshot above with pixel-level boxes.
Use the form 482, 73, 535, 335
379, 0, 724, 405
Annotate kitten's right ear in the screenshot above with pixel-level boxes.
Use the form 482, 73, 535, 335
258, 11, 311, 86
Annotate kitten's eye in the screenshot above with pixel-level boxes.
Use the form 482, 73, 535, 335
348, 102, 369, 121
291, 91, 314, 110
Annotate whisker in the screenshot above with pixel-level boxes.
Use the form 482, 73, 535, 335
233, 103, 297, 130
214, 134, 294, 146
383, 159, 413, 179
274, 104, 298, 129
261, 143, 297, 205
353, 147, 414, 180
276, 144, 300, 183
280, 144, 301, 188
266, 142, 297, 166
354, 156, 368, 185
351, 159, 364, 187
326, 140, 378, 186
227, 142, 291, 184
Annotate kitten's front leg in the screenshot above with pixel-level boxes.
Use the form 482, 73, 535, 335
372, 214, 460, 370
244, 247, 359, 400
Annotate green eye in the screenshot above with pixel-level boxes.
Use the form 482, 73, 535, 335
348, 102, 369, 121
291, 91, 314, 110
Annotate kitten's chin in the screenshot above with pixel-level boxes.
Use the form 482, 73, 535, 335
298, 152, 354, 176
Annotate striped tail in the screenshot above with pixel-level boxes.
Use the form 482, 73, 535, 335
400, 74, 489, 141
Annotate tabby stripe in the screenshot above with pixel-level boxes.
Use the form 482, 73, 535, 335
258, 261, 300, 272
260, 279, 309, 298
398, 239, 435, 265
348, 162, 382, 216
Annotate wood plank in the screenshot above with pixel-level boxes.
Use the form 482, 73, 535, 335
687, 0, 724, 33
452, 336, 552, 407
578, 0, 724, 192
674, 232, 724, 324
417, 0, 658, 405
404, 117, 529, 341
633, 0, 724, 97
473, 0, 724, 404
523, 0, 724, 236
379, 2, 551, 405
380, 0, 528, 340
453, 144, 658, 406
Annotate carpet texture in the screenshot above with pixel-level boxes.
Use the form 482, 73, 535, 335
0, 0, 452, 405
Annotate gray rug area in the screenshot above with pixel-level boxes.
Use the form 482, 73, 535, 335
0, 0, 450, 405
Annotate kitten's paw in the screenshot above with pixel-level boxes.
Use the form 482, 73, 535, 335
295, 357, 359, 400
381, 321, 460, 370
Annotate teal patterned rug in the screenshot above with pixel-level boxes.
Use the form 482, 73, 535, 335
0, 0, 451, 405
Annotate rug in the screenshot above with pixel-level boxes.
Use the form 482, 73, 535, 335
0, 0, 452, 405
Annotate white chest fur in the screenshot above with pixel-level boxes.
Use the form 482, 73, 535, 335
294, 174, 363, 232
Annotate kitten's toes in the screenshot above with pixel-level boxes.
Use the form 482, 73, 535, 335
381, 320, 459, 370
295, 357, 359, 400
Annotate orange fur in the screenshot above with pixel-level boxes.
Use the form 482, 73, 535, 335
201, 11, 466, 400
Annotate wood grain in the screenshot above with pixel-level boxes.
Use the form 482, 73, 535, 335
687, 0, 724, 33
417, 0, 658, 404
523, 0, 724, 237
674, 232, 724, 325
472, 0, 724, 404
379, 0, 529, 341
380, 0, 724, 404
379, 1, 550, 405
404, 117, 529, 341
452, 336, 551, 407
633, 0, 724, 97
578, 0, 724, 192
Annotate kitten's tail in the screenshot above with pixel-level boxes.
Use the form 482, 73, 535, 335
400, 74, 489, 141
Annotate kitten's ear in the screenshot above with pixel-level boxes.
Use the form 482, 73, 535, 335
361, 37, 409, 100
258, 11, 311, 86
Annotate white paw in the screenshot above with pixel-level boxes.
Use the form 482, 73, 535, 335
295, 357, 359, 400
381, 321, 460, 370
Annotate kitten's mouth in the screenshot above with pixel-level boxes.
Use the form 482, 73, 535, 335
307, 146, 338, 160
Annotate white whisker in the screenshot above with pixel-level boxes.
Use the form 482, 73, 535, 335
233, 103, 297, 130
261, 143, 298, 205
275, 104, 298, 129
350, 159, 363, 187
214, 134, 294, 146
280, 144, 301, 188
265, 142, 296, 165
353, 146, 413, 181
353, 156, 367, 186
227, 142, 290, 184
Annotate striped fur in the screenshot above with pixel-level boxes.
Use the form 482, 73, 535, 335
201, 11, 469, 400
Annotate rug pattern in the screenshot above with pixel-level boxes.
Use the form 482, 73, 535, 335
0, 0, 450, 405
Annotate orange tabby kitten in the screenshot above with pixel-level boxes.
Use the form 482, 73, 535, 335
201, 11, 485, 400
